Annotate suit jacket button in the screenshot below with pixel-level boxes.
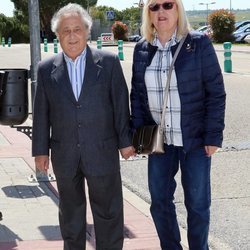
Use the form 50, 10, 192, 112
76, 105, 82, 109
77, 143, 80, 147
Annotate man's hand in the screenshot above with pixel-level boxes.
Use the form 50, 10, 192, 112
35, 155, 49, 173
120, 146, 136, 160
205, 146, 218, 157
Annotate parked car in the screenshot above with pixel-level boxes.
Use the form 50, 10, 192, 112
235, 20, 250, 31
196, 25, 208, 32
128, 34, 142, 42
244, 34, 250, 43
233, 24, 250, 42
196, 25, 213, 38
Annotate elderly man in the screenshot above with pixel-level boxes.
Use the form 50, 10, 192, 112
32, 3, 134, 250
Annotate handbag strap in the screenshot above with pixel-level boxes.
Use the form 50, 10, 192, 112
160, 33, 187, 128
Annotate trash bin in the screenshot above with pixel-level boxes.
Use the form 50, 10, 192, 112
0, 69, 29, 125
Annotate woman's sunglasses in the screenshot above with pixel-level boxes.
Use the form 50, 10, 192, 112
149, 2, 175, 12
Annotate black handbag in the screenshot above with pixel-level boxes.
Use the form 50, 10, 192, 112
132, 125, 164, 154
132, 34, 187, 155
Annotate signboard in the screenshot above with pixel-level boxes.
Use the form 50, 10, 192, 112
100, 33, 115, 45
106, 10, 115, 20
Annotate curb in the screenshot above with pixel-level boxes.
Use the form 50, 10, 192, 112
122, 186, 189, 249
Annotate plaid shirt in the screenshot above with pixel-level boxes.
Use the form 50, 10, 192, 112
144, 32, 183, 146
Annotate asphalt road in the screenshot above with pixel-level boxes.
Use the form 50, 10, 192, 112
0, 42, 249, 249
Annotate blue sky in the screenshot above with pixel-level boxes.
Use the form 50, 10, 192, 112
0, 0, 250, 17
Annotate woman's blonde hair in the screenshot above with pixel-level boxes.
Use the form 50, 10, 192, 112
141, 0, 191, 42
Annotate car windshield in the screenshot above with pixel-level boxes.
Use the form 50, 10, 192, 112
234, 24, 250, 33
235, 20, 250, 28
197, 26, 207, 32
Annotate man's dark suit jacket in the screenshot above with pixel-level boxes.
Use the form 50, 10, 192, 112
32, 46, 131, 177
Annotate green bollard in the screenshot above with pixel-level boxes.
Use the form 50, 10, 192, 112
97, 39, 102, 49
53, 38, 58, 53
44, 38, 48, 52
223, 42, 232, 73
7, 37, 11, 47
2, 37, 5, 47
118, 40, 124, 61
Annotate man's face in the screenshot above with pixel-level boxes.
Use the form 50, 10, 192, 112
57, 14, 87, 60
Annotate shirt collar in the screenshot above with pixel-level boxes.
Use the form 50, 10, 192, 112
153, 29, 178, 49
63, 48, 87, 64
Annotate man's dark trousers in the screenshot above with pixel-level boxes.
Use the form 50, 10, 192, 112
56, 161, 124, 250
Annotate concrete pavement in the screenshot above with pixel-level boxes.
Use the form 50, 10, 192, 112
0, 121, 189, 249
0, 42, 249, 249
0, 41, 189, 250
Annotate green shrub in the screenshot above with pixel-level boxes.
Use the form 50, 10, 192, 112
112, 21, 128, 41
209, 9, 235, 43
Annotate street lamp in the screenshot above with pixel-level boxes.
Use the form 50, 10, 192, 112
230, 0, 232, 13
134, 0, 144, 35
86, 0, 89, 13
199, 1, 216, 25
134, 0, 144, 23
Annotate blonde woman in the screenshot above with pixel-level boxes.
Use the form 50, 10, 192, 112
130, 0, 226, 249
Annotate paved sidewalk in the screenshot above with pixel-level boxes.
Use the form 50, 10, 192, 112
0, 123, 189, 250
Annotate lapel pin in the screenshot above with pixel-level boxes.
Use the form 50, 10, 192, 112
186, 43, 191, 51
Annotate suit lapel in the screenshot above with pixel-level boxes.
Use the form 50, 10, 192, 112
51, 53, 77, 104
78, 46, 102, 101
51, 47, 102, 103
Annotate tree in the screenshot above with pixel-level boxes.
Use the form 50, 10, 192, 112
5, 1, 143, 42
0, 14, 29, 43
10, 0, 98, 41
0, 14, 11, 40
120, 7, 141, 35
121, 7, 140, 21
209, 9, 235, 43
90, 6, 141, 35
90, 5, 123, 23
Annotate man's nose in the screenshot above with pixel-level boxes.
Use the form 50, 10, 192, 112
68, 30, 76, 38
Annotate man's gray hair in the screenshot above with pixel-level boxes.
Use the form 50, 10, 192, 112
51, 3, 92, 34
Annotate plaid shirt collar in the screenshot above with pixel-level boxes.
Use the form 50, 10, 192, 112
152, 29, 179, 49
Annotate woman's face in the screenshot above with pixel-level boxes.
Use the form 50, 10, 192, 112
149, 0, 178, 36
